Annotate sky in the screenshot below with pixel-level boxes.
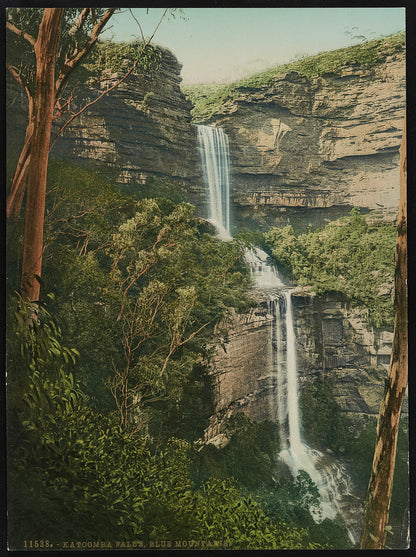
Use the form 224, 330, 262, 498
101, 7, 406, 85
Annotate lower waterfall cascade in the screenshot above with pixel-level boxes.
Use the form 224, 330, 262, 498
246, 251, 359, 540
197, 124, 361, 543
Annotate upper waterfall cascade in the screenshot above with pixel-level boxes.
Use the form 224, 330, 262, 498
197, 124, 358, 541
197, 125, 231, 240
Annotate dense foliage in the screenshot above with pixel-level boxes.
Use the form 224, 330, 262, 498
7, 301, 321, 549
193, 413, 353, 549
7, 163, 330, 549
194, 414, 280, 490
38, 162, 251, 431
299, 377, 352, 453
183, 31, 404, 122
263, 208, 396, 327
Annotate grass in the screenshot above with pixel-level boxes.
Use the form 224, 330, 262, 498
182, 31, 405, 122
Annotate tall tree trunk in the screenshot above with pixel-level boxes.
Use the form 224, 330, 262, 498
20, 9, 63, 301
360, 118, 407, 549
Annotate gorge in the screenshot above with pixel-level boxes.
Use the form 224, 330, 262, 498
6, 26, 408, 549
197, 122, 363, 542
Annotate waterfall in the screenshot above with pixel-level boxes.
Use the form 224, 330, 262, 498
251, 255, 357, 541
285, 291, 302, 451
244, 247, 284, 288
270, 296, 286, 434
197, 124, 358, 542
197, 125, 231, 240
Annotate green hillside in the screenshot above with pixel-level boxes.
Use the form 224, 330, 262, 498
183, 31, 405, 122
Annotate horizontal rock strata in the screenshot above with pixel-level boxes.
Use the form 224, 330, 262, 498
204, 289, 405, 444
7, 44, 405, 229
7, 47, 204, 205
207, 47, 405, 226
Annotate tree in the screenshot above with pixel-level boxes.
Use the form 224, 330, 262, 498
106, 199, 249, 436
7, 8, 115, 302
9, 8, 63, 303
360, 118, 407, 548
6, 7, 167, 302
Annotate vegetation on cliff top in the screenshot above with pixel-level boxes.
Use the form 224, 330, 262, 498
183, 31, 405, 122
80, 40, 162, 83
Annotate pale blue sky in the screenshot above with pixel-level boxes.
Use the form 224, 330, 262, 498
102, 8, 406, 84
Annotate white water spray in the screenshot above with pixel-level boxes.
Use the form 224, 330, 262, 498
244, 247, 284, 289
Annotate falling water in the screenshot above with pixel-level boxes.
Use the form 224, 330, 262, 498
244, 247, 284, 288
251, 257, 358, 539
197, 125, 231, 240
285, 291, 302, 451
270, 296, 286, 433
198, 124, 358, 543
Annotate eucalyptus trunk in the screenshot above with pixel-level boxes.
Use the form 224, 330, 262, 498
20, 8, 63, 301
360, 118, 407, 549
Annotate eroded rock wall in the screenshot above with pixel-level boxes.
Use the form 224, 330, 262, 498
7, 45, 405, 230
204, 290, 402, 445
7, 47, 204, 205
208, 48, 405, 229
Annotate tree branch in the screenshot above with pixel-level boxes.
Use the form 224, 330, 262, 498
6, 62, 32, 100
6, 20, 36, 47
6, 99, 34, 219
55, 8, 116, 98
7, 155, 31, 219
50, 8, 168, 151
68, 8, 90, 36
177, 321, 211, 349
129, 8, 145, 42
116, 260, 156, 321
159, 321, 211, 377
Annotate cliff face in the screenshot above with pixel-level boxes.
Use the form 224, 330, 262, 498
7, 47, 204, 205
208, 49, 405, 229
7, 44, 405, 230
205, 289, 405, 446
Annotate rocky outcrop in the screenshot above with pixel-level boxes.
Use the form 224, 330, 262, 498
208, 47, 405, 229
204, 288, 405, 445
7, 47, 204, 205
291, 292, 403, 420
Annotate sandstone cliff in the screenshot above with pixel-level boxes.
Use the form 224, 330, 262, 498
204, 289, 406, 447
203, 41, 405, 230
7, 39, 405, 231
6, 47, 204, 205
